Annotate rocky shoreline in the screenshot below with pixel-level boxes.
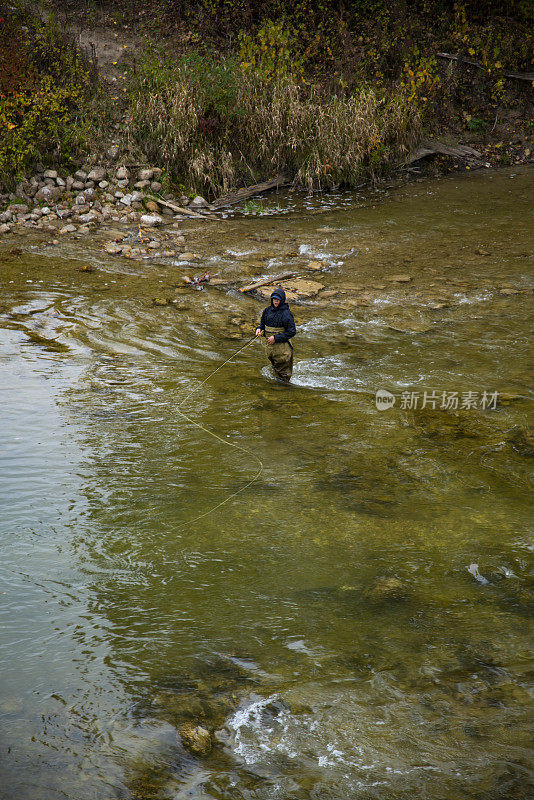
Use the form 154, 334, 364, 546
0, 161, 215, 241
1, 160, 532, 310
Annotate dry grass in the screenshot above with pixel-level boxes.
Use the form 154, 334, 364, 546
125, 57, 421, 197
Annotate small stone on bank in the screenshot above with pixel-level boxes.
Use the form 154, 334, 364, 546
189, 195, 209, 208
104, 242, 122, 254
140, 214, 163, 227
87, 167, 106, 182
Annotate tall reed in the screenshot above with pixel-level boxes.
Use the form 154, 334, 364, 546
125, 51, 421, 197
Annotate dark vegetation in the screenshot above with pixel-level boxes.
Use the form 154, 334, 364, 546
1, 0, 532, 195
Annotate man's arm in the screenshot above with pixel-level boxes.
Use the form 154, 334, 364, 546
274, 310, 296, 343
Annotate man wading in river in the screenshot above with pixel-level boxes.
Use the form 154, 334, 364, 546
255, 288, 296, 381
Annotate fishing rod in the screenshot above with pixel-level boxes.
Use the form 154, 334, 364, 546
175, 334, 263, 528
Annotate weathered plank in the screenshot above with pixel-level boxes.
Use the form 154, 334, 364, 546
406, 138, 482, 165
212, 175, 289, 209
239, 272, 296, 293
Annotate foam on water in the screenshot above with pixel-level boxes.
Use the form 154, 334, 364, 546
262, 356, 368, 392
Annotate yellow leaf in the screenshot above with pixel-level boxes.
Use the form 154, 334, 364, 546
468, 48, 475, 56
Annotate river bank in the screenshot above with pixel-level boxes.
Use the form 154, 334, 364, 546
1, 2, 532, 202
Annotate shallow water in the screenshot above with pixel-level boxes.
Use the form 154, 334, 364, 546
0, 166, 533, 800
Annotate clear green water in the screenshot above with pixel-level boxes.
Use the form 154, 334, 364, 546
0, 167, 532, 800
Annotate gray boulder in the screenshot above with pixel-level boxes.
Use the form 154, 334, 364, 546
87, 167, 106, 182
35, 186, 61, 202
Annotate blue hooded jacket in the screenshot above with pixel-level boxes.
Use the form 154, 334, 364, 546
259, 289, 296, 347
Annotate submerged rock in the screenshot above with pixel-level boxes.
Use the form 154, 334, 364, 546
365, 577, 409, 602
179, 722, 212, 756
507, 427, 534, 457
281, 278, 325, 298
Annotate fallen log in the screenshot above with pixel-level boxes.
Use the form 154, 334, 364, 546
212, 175, 289, 209
436, 52, 534, 83
239, 272, 296, 293
406, 138, 482, 165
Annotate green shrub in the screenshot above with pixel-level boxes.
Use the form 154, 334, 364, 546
0, 2, 99, 189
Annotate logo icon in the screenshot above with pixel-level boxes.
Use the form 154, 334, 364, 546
375, 389, 395, 411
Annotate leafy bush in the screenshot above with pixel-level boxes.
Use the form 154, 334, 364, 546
0, 2, 98, 189
239, 19, 305, 82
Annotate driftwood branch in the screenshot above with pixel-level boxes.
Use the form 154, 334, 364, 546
405, 138, 482, 165
239, 272, 295, 293
212, 175, 289, 209
145, 195, 209, 218
436, 52, 534, 83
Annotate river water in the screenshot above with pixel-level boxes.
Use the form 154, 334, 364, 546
0, 166, 532, 800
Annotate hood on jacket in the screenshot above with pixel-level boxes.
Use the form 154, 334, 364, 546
271, 288, 286, 306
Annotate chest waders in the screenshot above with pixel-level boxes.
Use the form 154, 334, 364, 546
264, 326, 293, 382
